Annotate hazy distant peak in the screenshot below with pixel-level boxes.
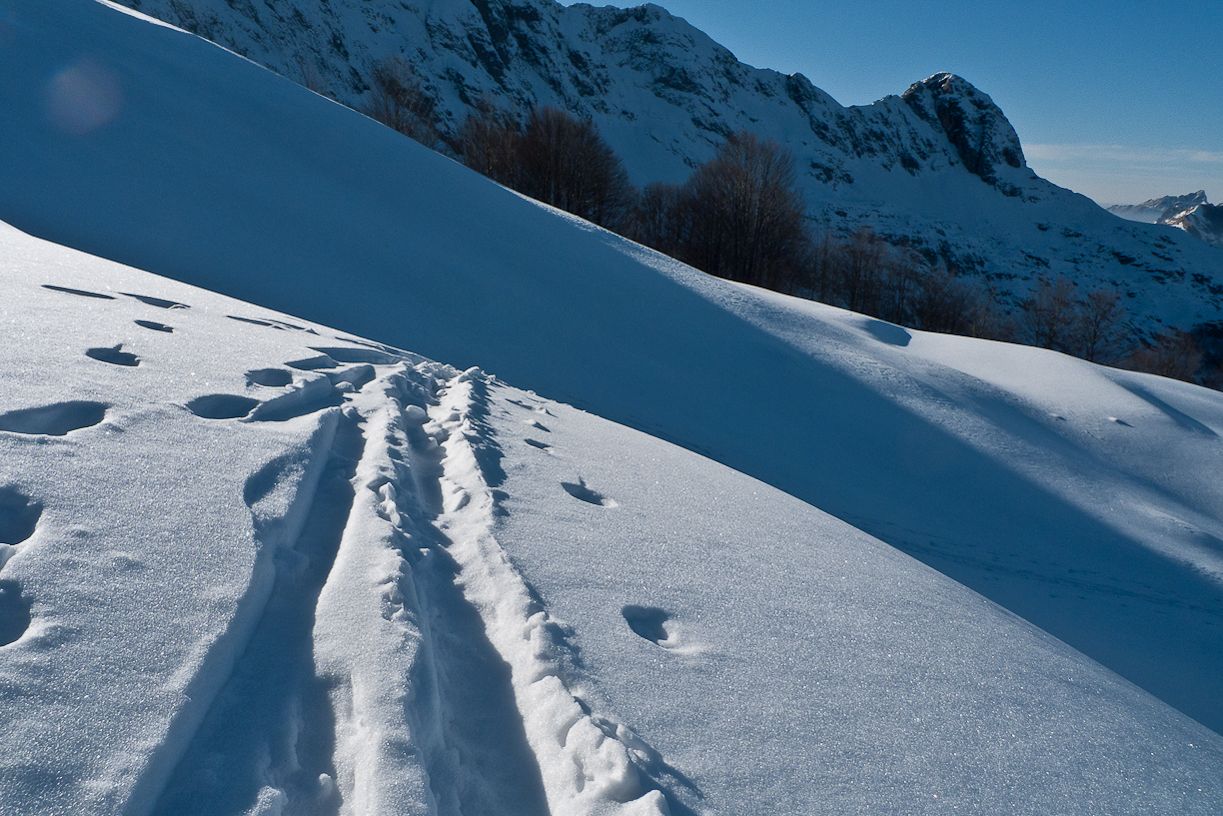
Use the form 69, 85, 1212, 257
1109, 190, 1210, 225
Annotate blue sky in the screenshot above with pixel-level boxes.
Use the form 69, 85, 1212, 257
569, 0, 1222, 205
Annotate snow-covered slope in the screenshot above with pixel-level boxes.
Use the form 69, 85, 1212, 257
1109, 190, 1210, 224
5, 0, 1223, 743
111, 0, 1223, 339
2, 219, 1222, 814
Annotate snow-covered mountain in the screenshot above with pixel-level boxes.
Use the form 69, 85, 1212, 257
1109, 190, 1210, 224
1110, 192, 1223, 250
1166, 202, 1223, 249
113, 0, 1223, 341
3, 1, 1223, 810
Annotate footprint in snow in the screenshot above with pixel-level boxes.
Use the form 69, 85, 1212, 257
325, 364, 376, 392
134, 319, 173, 333
287, 355, 338, 371
0, 580, 32, 647
0, 487, 43, 548
228, 315, 283, 329
507, 398, 554, 417
123, 292, 189, 309
86, 344, 140, 367
309, 345, 402, 365
622, 605, 679, 649
265, 318, 309, 331
524, 438, 551, 451
245, 367, 294, 388
0, 401, 108, 436
43, 283, 115, 300
0, 487, 41, 648
561, 478, 616, 507
188, 374, 351, 423
186, 394, 260, 420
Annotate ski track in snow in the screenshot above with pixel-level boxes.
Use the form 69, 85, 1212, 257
145, 356, 673, 815
0, 263, 678, 814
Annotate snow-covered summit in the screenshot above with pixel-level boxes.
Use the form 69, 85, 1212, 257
1109, 190, 1211, 224
1109, 192, 1223, 249
901, 72, 1028, 192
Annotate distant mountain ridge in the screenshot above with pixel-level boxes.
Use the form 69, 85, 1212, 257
1110, 192, 1223, 250
117, 0, 1223, 339
1109, 191, 1210, 224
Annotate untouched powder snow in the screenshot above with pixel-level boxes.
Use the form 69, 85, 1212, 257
1, 221, 1222, 814
3, 0, 1223, 740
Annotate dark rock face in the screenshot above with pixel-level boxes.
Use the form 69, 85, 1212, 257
902, 72, 1025, 188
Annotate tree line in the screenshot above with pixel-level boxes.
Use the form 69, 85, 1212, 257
362, 58, 1217, 388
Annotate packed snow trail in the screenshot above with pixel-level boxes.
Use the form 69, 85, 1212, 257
424, 371, 669, 816
307, 361, 671, 815
136, 351, 671, 814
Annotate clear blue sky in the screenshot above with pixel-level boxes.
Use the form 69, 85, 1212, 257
568, 0, 1223, 205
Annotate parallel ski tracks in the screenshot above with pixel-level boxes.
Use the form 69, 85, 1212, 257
141, 360, 672, 816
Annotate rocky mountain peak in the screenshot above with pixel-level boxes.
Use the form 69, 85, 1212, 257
901, 72, 1026, 187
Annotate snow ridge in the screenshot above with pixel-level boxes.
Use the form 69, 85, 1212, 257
136, 413, 347, 816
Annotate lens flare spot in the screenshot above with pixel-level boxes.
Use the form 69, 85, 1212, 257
45, 59, 122, 136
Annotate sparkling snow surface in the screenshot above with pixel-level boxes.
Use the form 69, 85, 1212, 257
0, 223, 1221, 815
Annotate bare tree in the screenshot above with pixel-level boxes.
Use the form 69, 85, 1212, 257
680, 132, 808, 289
1023, 277, 1079, 351
1124, 331, 1204, 383
1075, 288, 1127, 362
839, 228, 892, 314
516, 107, 635, 230
875, 247, 926, 324
364, 57, 439, 146
912, 262, 965, 333
456, 100, 523, 188
801, 231, 842, 302
629, 182, 689, 256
